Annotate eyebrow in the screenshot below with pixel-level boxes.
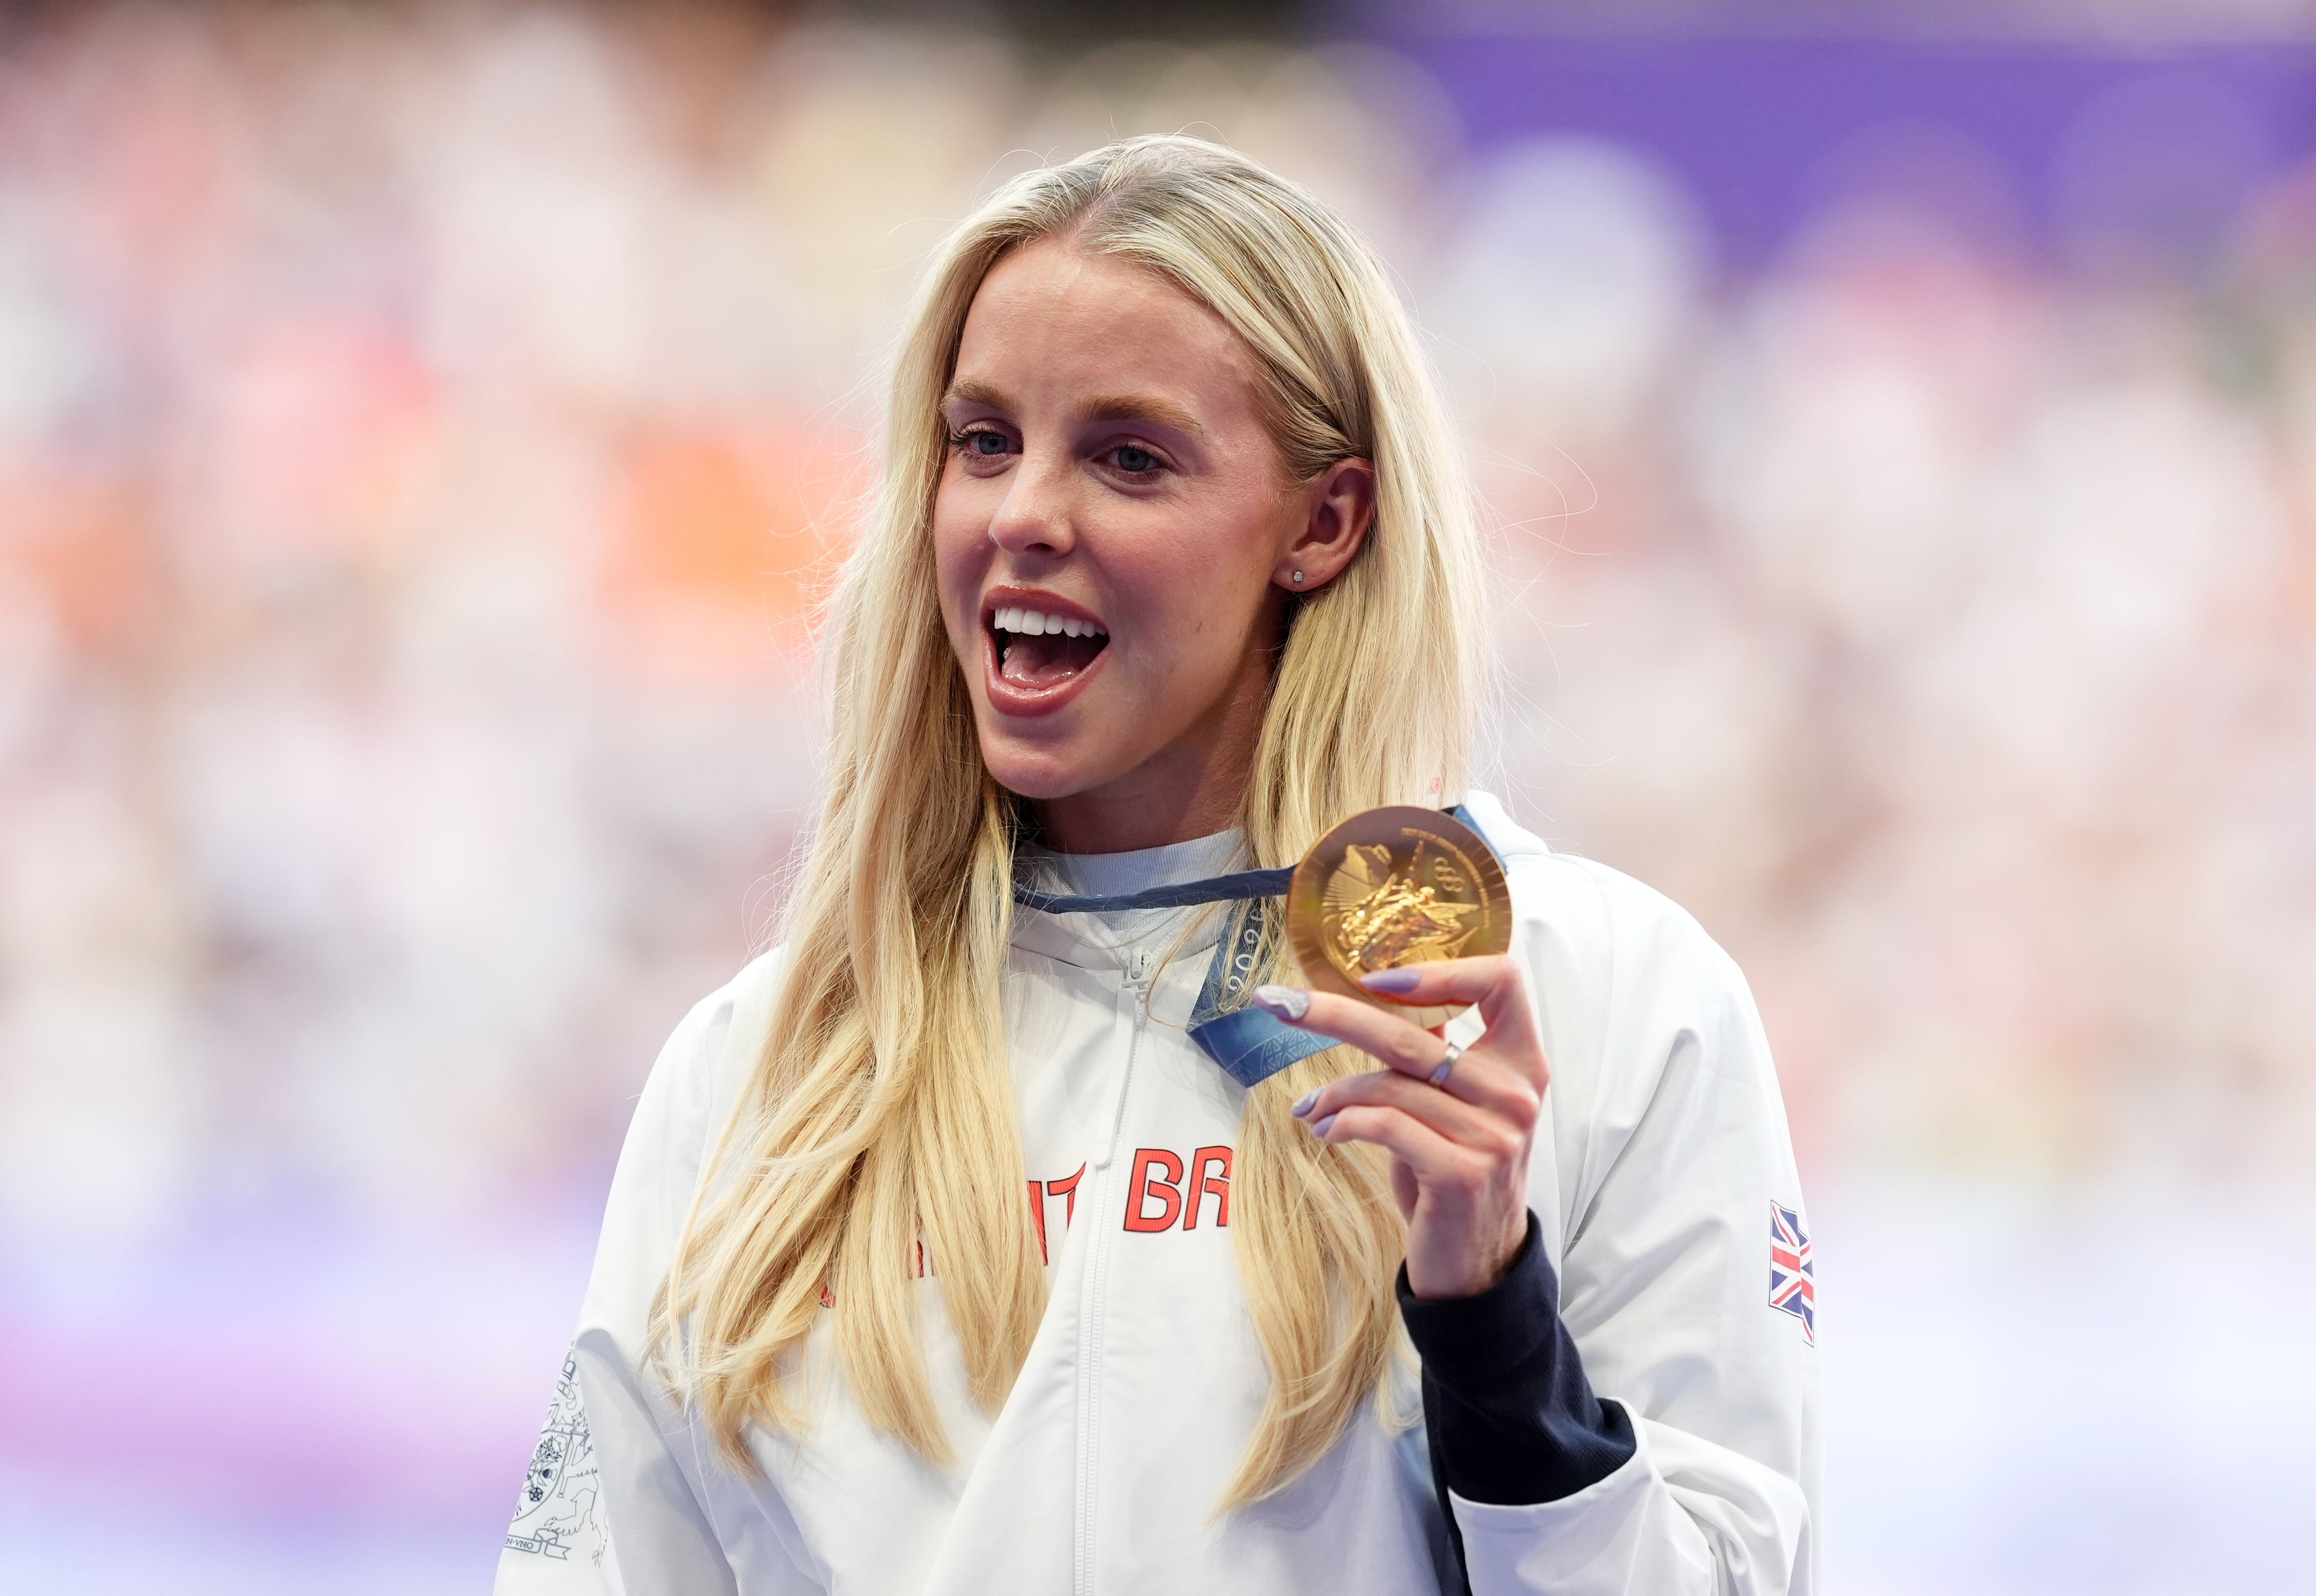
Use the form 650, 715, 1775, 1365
1081, 392, 1206, 440
939, 380, 1207, 441
942, 378, 1010, 414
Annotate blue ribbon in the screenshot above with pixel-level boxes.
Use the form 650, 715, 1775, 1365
1011, 867, 1293, 916
1011, 806, 1497, 1089
1183, 902, 1336, 1086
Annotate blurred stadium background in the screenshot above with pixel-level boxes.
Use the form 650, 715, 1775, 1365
3, 2, 2312, 1590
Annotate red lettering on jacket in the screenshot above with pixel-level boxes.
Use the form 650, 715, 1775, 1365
1183, 1145, 1232, 1229
1049, 1164, 1084, 1224
1123, 1148, 1185, 1232
1029, 1164, 1090, 1262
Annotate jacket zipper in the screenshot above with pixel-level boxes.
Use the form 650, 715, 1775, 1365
1074, 948, 1153, 1596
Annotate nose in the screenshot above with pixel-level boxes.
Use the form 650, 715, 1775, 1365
987, 450, 1076, 559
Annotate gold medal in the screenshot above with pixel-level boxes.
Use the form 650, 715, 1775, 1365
1285, 806, 1512, 1028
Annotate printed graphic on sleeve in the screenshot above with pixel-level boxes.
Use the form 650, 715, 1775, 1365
1768, 1202, 1815, 1345
506, 1344, 610, 1564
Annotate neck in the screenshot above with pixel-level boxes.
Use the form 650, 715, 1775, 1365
1033, 740, 1252, 853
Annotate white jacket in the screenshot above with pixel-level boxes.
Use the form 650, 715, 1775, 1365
496, 792, 1820, 1595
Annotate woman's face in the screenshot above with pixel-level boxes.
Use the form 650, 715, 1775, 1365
933, 239, 1369, 854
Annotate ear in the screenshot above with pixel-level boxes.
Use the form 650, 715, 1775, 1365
1271, 457, 1376, 595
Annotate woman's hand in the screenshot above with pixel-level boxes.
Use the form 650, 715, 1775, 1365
1252, 956, 1546, 1300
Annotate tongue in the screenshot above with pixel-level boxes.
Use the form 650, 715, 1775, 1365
1001, 631, 1106, 688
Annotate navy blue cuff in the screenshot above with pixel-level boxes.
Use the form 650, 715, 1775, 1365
1397, 1211, 1636, 1509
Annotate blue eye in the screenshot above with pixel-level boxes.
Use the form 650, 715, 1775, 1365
1114, 445, 1157, 473
968, 430, 1007, 456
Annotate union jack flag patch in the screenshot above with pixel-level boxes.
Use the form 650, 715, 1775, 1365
1768, 1202, 1815, 1344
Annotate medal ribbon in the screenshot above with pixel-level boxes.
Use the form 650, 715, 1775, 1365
1009, 806, 1497, 1089
1010, 867, 1293, 916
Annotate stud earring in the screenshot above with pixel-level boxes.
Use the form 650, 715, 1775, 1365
1292, 570, 1304, 584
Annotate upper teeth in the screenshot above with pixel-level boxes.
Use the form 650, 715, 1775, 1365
994, 606, 1105, 639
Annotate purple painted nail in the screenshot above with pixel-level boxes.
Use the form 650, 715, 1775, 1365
1291, 1089, 1319, 1117
1310, 1113, 1338, 1138
1360, 966, 1422, 993
1251, 984, 1310, 1021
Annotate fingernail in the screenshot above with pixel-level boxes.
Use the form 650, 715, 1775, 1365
1291, 1089, 1319, 1117
1310, 1113, 1338, 1138
1360, 967, 1421, 994
1251, 984, 1310, 1021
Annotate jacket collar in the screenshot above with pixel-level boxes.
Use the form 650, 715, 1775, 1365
1009, 830, 1241, 973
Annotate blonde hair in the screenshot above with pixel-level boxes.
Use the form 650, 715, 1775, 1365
654, 135, 1485, 1506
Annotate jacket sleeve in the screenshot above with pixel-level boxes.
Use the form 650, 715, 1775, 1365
1444, 859, 1820, 1596
496, 959, 817, 1596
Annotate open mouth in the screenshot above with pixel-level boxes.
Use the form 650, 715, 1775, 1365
990, 603, 1109, 692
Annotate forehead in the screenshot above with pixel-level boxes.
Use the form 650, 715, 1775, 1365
951, 239, 1262, 423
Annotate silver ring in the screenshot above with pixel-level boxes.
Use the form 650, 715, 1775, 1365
1428, 1040, 1463, 1088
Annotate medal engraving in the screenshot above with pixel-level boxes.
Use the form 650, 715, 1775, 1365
1287, 806, 1512, 1026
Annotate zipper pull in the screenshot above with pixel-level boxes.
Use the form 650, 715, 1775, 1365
1127, 948, 1153, 1020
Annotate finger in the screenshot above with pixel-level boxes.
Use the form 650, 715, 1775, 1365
1299, 1068, 1533, 1153
1355, 954, 1536, 1039
1290, 1024, 1539, 1123
1262, 988, 1535, 1112
1261, 987, 1446, 1081
1310, 1101, 1493, 1194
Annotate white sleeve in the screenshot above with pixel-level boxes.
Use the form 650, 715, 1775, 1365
496, 960, 817, 1596
1457, 862, 1820, 1595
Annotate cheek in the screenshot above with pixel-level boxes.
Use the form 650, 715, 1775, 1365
1114, 509, 1279, 667
1192, 490, 1289, 595
930, 491, 987, 635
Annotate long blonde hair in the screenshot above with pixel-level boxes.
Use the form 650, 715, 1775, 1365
654, 135, 1485, 1506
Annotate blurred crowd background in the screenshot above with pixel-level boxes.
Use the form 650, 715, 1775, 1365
3, 2, 2312, 1591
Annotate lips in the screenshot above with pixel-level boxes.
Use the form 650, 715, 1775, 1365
982, 593, 1110, 716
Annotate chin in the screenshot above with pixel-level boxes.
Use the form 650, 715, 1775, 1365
979, 741, 1094, 803
974, 716, 1117, 805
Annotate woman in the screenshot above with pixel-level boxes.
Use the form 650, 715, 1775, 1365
497, 135, 1818, 1595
